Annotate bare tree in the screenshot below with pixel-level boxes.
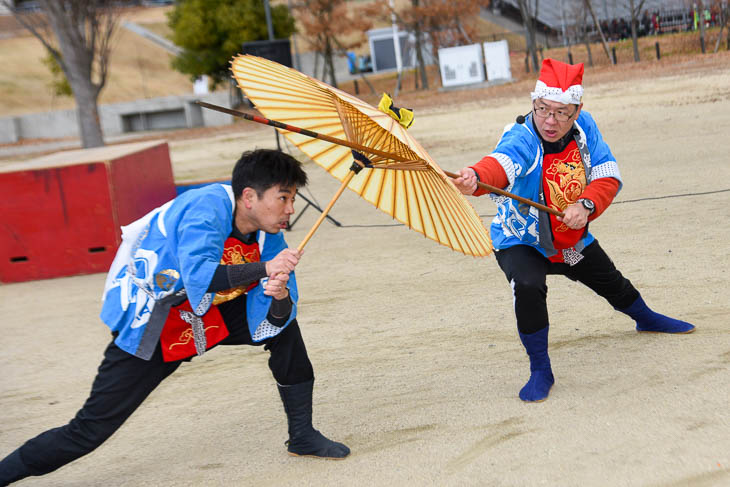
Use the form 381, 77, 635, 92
698, 0, 707, 53
576, 0, 594, 67
409, 0, 429, 90
714, 0, 729, 52
583, 0, 612, 63
296, 0, 371, 88
2, 0, 122, 148
516, 0, 540, 72
626, 0, 648, 61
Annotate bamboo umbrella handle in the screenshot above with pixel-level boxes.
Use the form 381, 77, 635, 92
297, 171, 356, 251
441, 170, 564, 218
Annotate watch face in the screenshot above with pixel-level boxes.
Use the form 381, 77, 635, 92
581, 199, 594, 210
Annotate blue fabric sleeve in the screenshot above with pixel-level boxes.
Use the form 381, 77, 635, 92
172, 191, 232, 311
493, 125, 539, 179
246, 232, 299, 341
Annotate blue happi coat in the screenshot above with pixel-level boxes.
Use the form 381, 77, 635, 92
100, 183, 298, 359
485, 110, 623, 258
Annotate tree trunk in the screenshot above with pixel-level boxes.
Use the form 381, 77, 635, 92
530, 25, 539, 71
583, 0, 612, 63
53, 50, 105, 147
524, 29, 536, 72
532, 0, 541, 70
584, 37, 593, 66
566, 35, 572, 63
46, 7, 104, 148
324, 37, 337, 88
517, 0, 539, 72
580, 8, 594, 66
714, 6, 728, 52
698, 0, 706, 53
412, 0, 428, 90
630, 0, 640, 61
456, 18, 472, 44
74, 78, 104, 148
37, 0, 116, 148
5, 0, 117, 148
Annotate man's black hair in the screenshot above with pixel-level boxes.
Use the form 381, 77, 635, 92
231, 149, 308, 199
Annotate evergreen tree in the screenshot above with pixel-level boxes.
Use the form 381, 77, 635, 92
168, 0, 296, 86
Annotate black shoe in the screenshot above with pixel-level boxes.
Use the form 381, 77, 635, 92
277, 379, 350, 459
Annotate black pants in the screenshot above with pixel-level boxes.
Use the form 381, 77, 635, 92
494, 241, 640, 335
14, 293, 313, 477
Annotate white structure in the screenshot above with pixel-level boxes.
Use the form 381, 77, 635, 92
438, 44, 485, 88
483, 40, 512, 82
367, 27, 415, 72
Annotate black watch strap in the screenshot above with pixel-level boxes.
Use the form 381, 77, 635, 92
579, 198, 595, 214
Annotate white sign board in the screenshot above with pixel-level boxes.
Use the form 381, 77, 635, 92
483, 40, 512, 81
438, 44, 484, 88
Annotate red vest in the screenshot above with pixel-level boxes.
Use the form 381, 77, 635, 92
159, 236, 261, 361
542, 140, 586, 262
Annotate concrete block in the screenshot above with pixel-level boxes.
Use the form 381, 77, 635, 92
0, 117, 20, 143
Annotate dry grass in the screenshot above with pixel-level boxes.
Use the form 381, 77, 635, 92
0, 5, 191, 117
0, 29, 192, 117
138, 20, 173, 39
474, 16, 528, 52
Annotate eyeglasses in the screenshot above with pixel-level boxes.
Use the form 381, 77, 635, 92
532, 103, 578, 122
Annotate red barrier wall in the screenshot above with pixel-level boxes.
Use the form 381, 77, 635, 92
0, 140, 176, 283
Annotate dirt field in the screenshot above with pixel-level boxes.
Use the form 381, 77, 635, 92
1, 55, 729, 486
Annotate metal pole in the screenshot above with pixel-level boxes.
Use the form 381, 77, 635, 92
264, 0, 275, 40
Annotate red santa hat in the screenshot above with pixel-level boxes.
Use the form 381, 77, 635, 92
531, 59, 584, 105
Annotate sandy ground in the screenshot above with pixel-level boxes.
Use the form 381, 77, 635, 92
1, 59, 729, 487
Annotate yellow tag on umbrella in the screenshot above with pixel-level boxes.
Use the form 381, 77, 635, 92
378, 93, 414, 129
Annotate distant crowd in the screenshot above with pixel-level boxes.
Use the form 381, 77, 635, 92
600, 6, 724, 41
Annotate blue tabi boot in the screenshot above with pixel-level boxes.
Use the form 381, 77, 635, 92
617, 296, 695, 334
518, 327, 555, 402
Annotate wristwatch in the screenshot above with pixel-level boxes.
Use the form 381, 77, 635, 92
578, 198, 595, 214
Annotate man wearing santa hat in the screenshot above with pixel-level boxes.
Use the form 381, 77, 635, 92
452, 58, 694, 403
